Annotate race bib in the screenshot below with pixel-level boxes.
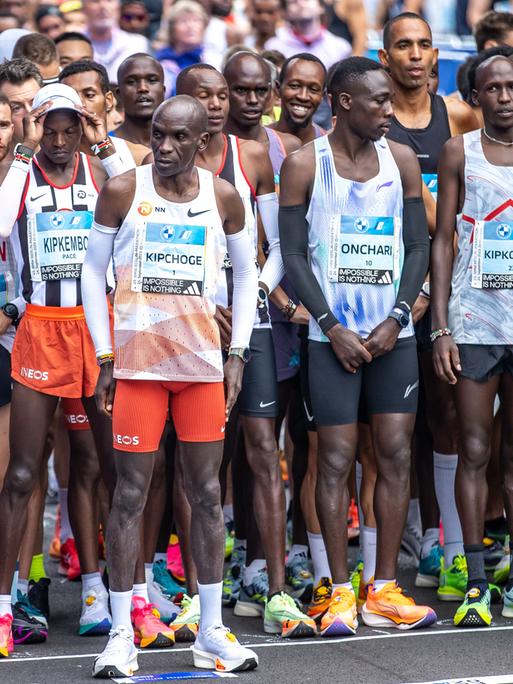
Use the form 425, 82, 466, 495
27, 211, 92, 281
328, 215, 400, 285
472, 220, 513, 289
132, 222, 206, 295
422, 173, 438, 200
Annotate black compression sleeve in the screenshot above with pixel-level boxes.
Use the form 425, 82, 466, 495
395, 197, 430, 314
279, 204, 339, 335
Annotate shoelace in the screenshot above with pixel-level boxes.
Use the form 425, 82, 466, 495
101, 628, 133, 656
202, 624, 238, 646
379, 584, 415, 605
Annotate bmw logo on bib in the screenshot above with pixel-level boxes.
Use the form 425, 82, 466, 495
497, 223, 512, 239
354, 217, 369, 233
51, 214, 64, 228
160, 225, 175, 241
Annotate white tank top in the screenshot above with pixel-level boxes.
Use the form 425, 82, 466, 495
450, 129, 513, 344
0, 236, 19, 352
112, 164, 226, 382
306, 135, 411, 341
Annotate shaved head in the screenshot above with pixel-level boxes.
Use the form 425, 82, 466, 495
223, 51, 271, 84
175, 64, 224, 95
153, 95, 208, 133
117, 52, 164, 82
474, 54, 513, 90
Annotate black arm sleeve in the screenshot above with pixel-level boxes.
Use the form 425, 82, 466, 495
395, 197, 430, 313
279, 204, 339, 335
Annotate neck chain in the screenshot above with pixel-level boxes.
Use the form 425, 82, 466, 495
483, 127, 513, 146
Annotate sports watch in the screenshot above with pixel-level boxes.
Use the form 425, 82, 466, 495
388, 307, 410, 329
228, 346, 251, 363
1, 302, 19, 324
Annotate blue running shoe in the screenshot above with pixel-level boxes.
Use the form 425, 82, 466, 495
415, 544, 442, 588
152, 559, 184, 598
233, 569, 269, 618
502, 585, 513, 618
285, 551, 314, 603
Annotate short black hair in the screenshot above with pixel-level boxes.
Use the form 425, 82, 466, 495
456, 55, 476, 103
474, 11, 513, 53
328, 56, 385, 101
175, 63, 221, 94
12, 33, 58, 66
35, 4, 63, 25
54, 31, 93, 47
467, 45, 513, 93
59, 59, 110, 93
279, 52, 326, 86
382, 12, 432, 51
0, 58, 43, 88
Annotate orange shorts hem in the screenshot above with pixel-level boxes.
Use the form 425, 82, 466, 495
61, 397, 91, 431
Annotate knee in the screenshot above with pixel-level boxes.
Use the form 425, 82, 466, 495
317, 446, 353, 486
113, 478, 147, 521
459, 433, 489, 473
189, 476, 221, 516
5, 463, 38, 499
378, 442, 411, 483
247, 434, 279, 480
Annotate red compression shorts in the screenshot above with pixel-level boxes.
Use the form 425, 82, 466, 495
61, 398, 90, 431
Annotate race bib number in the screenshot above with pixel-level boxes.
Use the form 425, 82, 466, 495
328, 215, 400, 285
27, 211, 92, 281
422, 173, 438, 200
132, 222, 206, 295
472, 220, 513, 289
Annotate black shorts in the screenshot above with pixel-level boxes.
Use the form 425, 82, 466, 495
415, 305, 432, 353
238, 328, 278, 418
458, 344, 513, 382
308, 336, 419, 426
299, 327, 316, 431
0, 344, 11, 408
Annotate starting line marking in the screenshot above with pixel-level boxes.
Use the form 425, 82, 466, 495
404, 677, 513, 684
3, 624, 513, 665
113, 673, 237, 682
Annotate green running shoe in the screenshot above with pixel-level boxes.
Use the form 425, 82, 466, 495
170, 594, 200, 642
264, 591, 316, 638
454, 586, 492, 627
350, 562, 363, 599
493, 536, 510, 586
437, 554, 467, 601
225, 525, 234, 560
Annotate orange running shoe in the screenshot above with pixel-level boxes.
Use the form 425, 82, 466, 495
59, 538, 81, 582
0, 614, 13, 658
362, 582, 437, 630
49, 508, 61, 560
131, 596, 175, 649
320, 586, 358, 637
357, 575, 372, 614
307, 577, 332, 621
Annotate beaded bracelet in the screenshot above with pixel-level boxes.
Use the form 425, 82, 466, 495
430, 327, 451, 343
97, 353, 114, 367
281, 299, 297, 321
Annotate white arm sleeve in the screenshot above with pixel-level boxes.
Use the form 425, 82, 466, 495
256, 192, 285, 294
226, 228, 258, 348
81, 222, 117, 356
100, 150, 134, 178
0, 159, 30, 238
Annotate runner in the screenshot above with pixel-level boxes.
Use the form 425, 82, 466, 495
280, 56, 435, 635
81, 94, 259, 677
0, 81, 128, 657
176, 63, 317, 638
380, 11, 479, 602
269, 53, 327, 144
431, 54, 513, 627
114, 54, 165, 148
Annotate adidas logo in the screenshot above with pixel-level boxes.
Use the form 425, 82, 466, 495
377, 272, 392, 284
183, 281, 202, 296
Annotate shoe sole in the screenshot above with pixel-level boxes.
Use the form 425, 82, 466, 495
320, 619, 357, 637
234, 601, 265, 618
172, 624, 198, 642
263, 619, 316, 638
415, 574, 439, 588
454, 608, 491, 627
12, 625, 48, 645
437, 590, 465, 602
192, 647, 258, 672
79, 619, 112, 637
502, 604, 513, 618
361, 607, 437, 630
135, 632, 175, 648
92, 657, 139, 679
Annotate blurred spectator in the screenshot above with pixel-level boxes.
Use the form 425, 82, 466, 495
119, 0, 151, 36
156, 0, 208, 96
0, 0, 31, 29
83, 0, 150, 81
55, 31, 94, 67
0, 27, 29, 61
264, 0, 351, 68
467, 0, 492, 28
0, 57, 42, 142
108, 81, 125, 129
0, 9, 21, 32
324, 0, 367, 55
202, 0, 248, 65
474, 10, 513, 51
261, 47, 286, 69
35, 6, 67, 40
60, 0, 89, 33
246, 0, 282, 50
12, 32, 60, 83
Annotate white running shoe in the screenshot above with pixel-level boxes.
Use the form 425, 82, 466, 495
79, 587, 112, 637
92, 626, 138, 679
192, 625, 258, 672
147, 579, 180, 624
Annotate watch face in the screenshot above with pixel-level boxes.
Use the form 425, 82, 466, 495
242, 347, 251, 362
257, 287, 267, 302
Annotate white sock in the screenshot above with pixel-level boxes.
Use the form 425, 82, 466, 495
0, 594, 12, 618
307, 531, 331, 584
59, 488, 73, 543
421, 528, 440, 559
10, 568, 18, 605
223, 504, 234, 525
373, 579, 395, 592
82, 572, 103, 596
288, 544, 308, 561
356, 460, 363, 555
153, 552, 167, 564
109, 589, 133, 634
332, 581, 353, 591
407, 498, 422, 530
243, 559, 266, 586
17, 578, 28, 596
198, 581, 222, 632
433, 452, 464, 564
144, 563, 154, 584
132, 582, 149, 602
361, 525, 377, 584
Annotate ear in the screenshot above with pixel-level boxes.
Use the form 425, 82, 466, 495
471, 88, 479, 107
105, 90, 114, 113
378, 48, 389, 67
483, 39, 498, 50
432, 47, 439, 67
339, 92, 351, 111
198, 131, 210, 151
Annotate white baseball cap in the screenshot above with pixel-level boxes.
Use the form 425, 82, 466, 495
32, 83, 82, 115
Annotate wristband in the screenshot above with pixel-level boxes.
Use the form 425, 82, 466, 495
430, 327, 451, 343
13, 143, 35, 165
281, 299, 297, 321
91, 137, 113, 156
97, 353, 114, 367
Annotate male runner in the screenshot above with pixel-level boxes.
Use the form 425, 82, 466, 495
0, 81, 128, 657
82, 95, 259, 677
280, 57, 435, 635
380, 11, 479, 601
431, 54, 513, 627
176, 64, 316, 637
269, 53, 327, 145
114, 54, 165, 148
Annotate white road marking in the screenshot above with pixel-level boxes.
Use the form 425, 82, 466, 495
405, 677, 513, 684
